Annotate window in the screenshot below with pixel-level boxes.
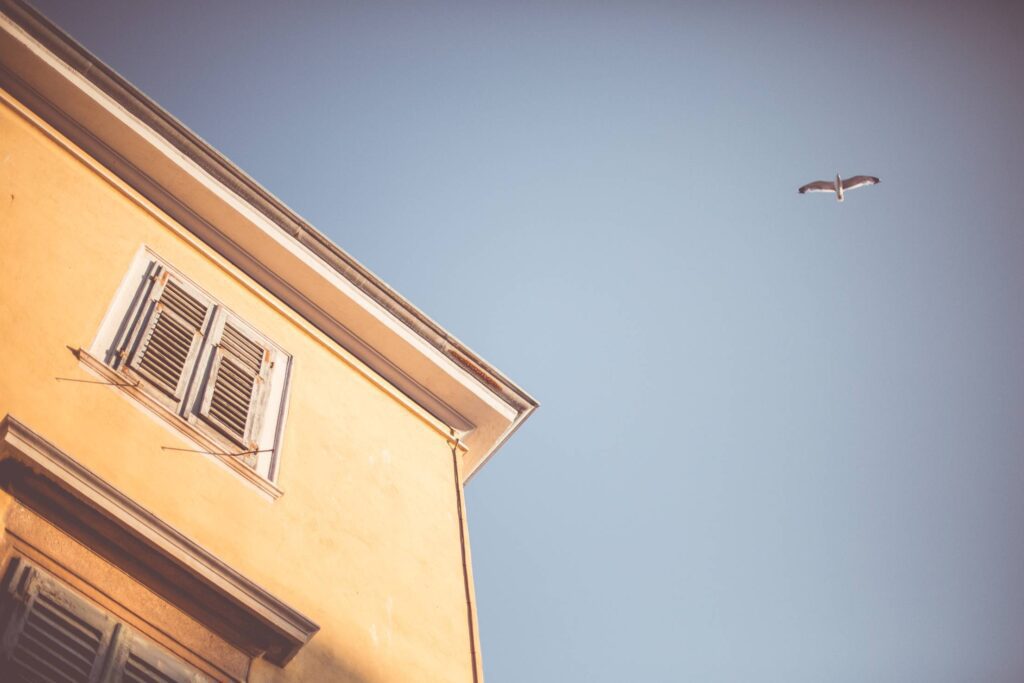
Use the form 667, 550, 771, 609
91, 251, 291, 484
0, 558, 212, 682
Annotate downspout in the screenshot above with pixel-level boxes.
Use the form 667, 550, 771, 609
450, 431, 482, 683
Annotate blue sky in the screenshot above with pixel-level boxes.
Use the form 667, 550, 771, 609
30, 1, 1024, 680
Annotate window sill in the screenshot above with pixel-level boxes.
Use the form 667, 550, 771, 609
75, 348, 283, 500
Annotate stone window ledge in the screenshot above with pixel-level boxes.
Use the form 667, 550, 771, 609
75, 348, 283, 500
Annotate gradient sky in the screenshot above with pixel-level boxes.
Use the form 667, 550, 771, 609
26, 1, 1024, 681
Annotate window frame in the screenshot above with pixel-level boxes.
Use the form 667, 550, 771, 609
90, 248, 291, 488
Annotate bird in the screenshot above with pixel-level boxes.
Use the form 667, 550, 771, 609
799, 173, 879, 202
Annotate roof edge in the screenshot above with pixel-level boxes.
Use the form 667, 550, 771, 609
2, 0, 537, 418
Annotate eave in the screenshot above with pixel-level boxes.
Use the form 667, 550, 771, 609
0, 0, 537, 481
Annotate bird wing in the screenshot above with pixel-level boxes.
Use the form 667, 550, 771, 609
798, 181, 835, 194
841, 175, 880, 190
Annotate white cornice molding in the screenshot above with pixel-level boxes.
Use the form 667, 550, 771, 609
0, 0, 537, 480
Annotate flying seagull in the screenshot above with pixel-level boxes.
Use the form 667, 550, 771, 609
799, 173, 879, 202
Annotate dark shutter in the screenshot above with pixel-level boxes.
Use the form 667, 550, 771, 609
200, 321, 270, 464
127, 272, 212, 400
1, 559, 116, 683
118, 631, 209, 683
1, 561, 213, 683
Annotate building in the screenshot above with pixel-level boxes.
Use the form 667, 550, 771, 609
0, 1, 536, 680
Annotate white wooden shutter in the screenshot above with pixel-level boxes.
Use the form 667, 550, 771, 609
200, 320, 271, 463
127, 271, 212, 400
1, 559, 117, 683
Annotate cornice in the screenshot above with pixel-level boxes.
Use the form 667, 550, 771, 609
0, 0, 537, 480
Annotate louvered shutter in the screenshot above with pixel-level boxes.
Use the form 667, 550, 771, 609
199, 321, 271, 465
127, 270, 212, 400
114, 630, 210, 683
1, 559, 117, 683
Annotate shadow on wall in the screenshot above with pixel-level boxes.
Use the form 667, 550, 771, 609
250, 640, 375, 683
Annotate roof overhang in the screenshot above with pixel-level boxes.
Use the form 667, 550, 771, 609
0, 0, 536, 481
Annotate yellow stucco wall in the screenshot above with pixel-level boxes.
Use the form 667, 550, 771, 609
0, 90, 481, 682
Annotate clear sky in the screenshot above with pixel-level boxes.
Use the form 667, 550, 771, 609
27, 1, 1024, 681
